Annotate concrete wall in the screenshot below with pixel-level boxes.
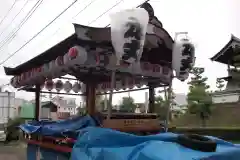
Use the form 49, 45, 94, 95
0, 92, 16, 124
212, 94, 239, 104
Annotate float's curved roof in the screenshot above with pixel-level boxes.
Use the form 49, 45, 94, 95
4, 3, 174, 76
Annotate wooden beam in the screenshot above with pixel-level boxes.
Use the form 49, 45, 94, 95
35, 85, 40, 121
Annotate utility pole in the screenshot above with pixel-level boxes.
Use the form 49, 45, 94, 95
7, 92, 10, 121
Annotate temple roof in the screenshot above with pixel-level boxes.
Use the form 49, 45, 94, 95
210, 34, 240, 65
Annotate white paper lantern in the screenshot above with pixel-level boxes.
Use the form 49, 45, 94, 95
49, 56, 67, 79
23, 69, 41, 86
18, 73, 26, 86
16, 76, 21, 87
64, 46, 87, 70
63, 81, 72, 93
27, 67, 42, 86
55, 80, 63, 92
80, 83, 86, 93
10, 77, 18, 88
110, 8, 149, 65
42, 63, 51, 78
49, 60, 58, 78
73, 82, 81, 93
45, 80, 54, 91
172, 37, 195, 81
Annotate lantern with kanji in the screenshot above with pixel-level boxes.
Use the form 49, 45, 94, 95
45, 80, 54, 91
172, 34, 195, 81
110, 8, 149, 65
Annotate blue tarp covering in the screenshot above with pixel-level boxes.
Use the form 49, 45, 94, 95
71, 127, 240, 160
19, 115, 97, 136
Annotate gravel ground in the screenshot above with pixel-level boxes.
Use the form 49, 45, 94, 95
0, 142, 26, 160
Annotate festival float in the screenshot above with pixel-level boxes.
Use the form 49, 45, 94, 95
4, 2, 240, 160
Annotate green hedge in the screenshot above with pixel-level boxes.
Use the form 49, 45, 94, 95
169, 127, 240, 141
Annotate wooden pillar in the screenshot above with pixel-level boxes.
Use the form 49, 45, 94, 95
148, 83, 155, 113
35, 85, 40, 121
86, 83, 96, 115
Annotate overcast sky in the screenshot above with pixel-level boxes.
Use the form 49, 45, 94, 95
0, 0, 238, 104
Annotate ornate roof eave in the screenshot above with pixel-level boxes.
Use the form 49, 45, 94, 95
217, 76, 232, 81
4, 34, 78, 76
210, 34, 240, 65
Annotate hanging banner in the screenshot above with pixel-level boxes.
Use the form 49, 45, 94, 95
172, 34, 195, 81
110, 8, 149, 65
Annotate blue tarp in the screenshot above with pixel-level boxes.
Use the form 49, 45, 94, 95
71, 127, 240, 160
19, 115, 97, 136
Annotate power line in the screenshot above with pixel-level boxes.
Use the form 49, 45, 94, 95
0, 0, 150, 65
46, 0, 97, 40
0, 0, 44, 51
88, 0, 124, 25
104, 0, 150, 27
0, 0, 29, 38
31, 0, 98, 52
74, 0, 98, 19
0, 0, 78, 65
0, 0, 17, 28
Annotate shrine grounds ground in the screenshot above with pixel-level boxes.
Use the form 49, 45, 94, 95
0, 142, 26, 160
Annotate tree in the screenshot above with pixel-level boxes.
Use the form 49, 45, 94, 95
155, 88, 175, 107
155, 88, 176, 121
77, 107, 86, 116
155, 95, 165, 107
99, 98, 110, 111
187, 67, 213, 127
154, 95, 167, 119
216, 78, 225, 91
119, 97, 137, 112
95, 95, 103, 107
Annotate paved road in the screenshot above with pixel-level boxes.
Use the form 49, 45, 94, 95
0, 143, 26, 160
